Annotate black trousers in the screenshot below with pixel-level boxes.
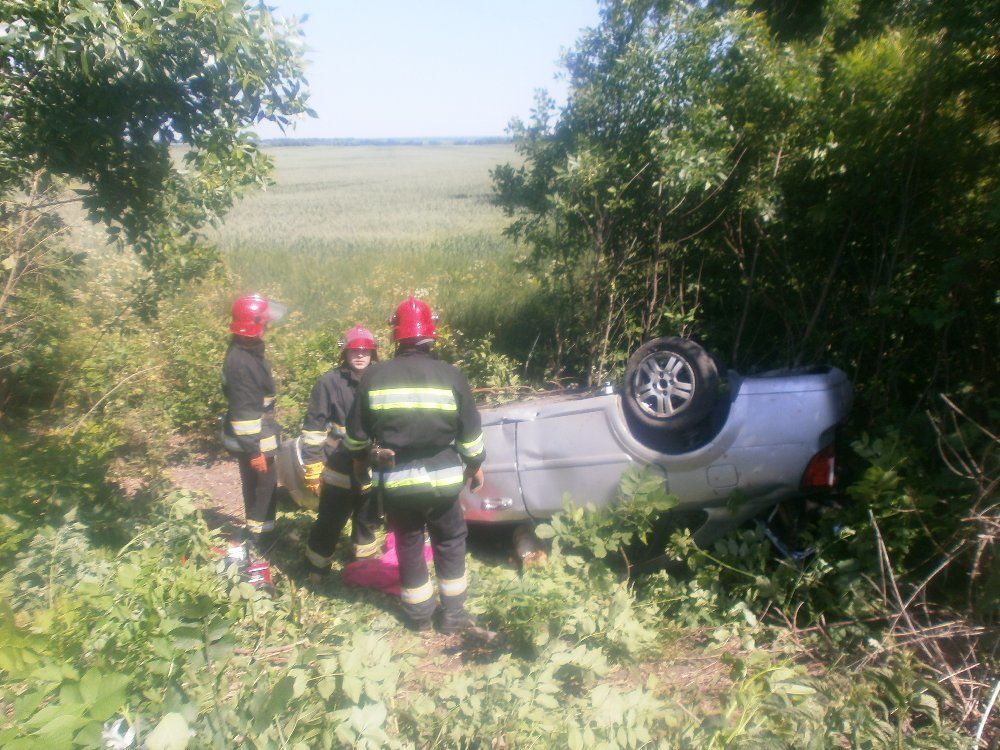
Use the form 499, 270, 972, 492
236, 453, 277, 533
387, 495, 468, 622
306, 483, 379, 565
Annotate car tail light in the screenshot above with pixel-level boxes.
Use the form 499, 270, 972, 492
800, 445, 836, 492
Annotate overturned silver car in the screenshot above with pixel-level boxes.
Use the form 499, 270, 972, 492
459, 337, 852, 545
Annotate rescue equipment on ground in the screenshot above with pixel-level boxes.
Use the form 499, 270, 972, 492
217, 542, 275, 594
341, 532, 432, 596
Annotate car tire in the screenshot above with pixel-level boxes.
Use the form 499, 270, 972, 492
623, 337, 719, 432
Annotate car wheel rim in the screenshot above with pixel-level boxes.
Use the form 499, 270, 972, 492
632, 352, 696, 418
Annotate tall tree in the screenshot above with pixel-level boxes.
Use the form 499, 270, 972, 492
494, 0, 997, 409
0, 0, 311, 290
0, 0, 311, 409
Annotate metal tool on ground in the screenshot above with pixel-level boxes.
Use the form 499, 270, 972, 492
216, 542, 275, 595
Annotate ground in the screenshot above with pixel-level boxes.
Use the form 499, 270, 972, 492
167, 453, 246, 537
164, 453, 736, 701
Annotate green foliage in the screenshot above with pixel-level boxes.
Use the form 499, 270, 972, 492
536, 466, 679, 557
640, 423, 998, 645
0, 429, 127, 565
0, 198, 86, 412
0, 430, 978, 747
478, 470, 676, 658
402, 648, 666, 748
494, 0, 998, 405
0, 0, 310, 248
451, 332, 523, 392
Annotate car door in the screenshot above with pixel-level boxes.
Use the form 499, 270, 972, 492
514, 396, 636, 517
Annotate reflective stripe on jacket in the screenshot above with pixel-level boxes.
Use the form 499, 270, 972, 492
222, 337, 280, 455
345, 347, 484, 501
299, 366, 361, 477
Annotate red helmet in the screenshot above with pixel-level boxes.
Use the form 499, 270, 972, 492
341, 325, 378, 352
390, 295, 436, 342
230, 294, 285, 337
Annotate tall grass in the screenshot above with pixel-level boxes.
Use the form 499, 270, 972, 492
213, 145, 540, 353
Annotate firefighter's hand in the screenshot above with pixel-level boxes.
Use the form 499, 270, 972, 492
249, 454, 268, 473
303, 462, 323, 496
352, 458, 371, 485
466, 466, 485, 493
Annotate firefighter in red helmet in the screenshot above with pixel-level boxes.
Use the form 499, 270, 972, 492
345, 297, 485, 632
301, 325, 381, 571
222, 293, 286, 548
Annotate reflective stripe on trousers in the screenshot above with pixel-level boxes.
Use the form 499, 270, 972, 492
438, 574, 468, 597
321, 467, 352, 489
400, 579, 434, 605
354, 539, 380, 559
305, 545, 334, 570
321, 467, 372, 492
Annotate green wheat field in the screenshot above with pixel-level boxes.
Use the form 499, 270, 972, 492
212, 144, 538, 346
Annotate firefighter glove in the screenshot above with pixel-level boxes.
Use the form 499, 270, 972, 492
249, 454, 268, 473
303, 461, 323, 495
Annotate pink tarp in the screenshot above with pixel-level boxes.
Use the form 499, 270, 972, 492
341, 532, 433, 596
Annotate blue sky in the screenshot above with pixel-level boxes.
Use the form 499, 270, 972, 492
254, 1, 601, 139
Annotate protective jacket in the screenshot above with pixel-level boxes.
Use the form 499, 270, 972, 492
345, 348, 484, 501
300, 365, 361, 487
222, 337, 280, 456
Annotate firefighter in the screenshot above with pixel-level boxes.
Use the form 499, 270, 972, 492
345, 296, 485, 632
301, 325, 381, 571
222, 293, 284, 549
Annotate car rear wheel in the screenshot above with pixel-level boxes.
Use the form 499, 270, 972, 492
623, 337, 719, 432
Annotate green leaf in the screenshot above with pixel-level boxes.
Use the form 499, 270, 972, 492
292, 669, 309, 698
146, 713, 192, 750
317, 677, 336, 701
86, 673, 130, 721
14, 690, 47, 721
779, 683, 817, 696
37, 711, 87, 746
342, 673, 363, 704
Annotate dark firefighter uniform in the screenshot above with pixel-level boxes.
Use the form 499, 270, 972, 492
344, 348, 485, 625
301, 365, 379, 566
222, 337, 281, 535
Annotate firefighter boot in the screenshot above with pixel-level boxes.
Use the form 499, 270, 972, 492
436, 605, 476, 634
437, 586, 474, 634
